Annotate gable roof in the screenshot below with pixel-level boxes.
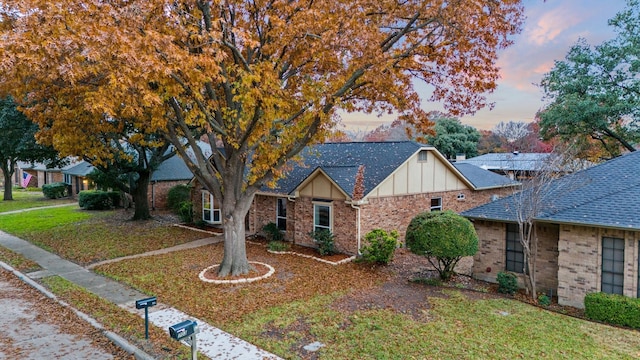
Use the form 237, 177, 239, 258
458, 152, 551, 172
262, 141, 516, 199
269, 141, 426, 196
462, 151, 640, 230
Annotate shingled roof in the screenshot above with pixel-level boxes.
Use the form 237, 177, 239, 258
458, 152, 551, 172
453, 163, 519, 190
268, 141, 426, 196
462, 150, 640, 230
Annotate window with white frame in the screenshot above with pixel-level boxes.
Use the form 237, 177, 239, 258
63, 174, 72, 185
202, 191, 221, 224
276, 198, 287, 231
313, 201, 332, 233
601, 237, 624, 295
430, 197, 442, 211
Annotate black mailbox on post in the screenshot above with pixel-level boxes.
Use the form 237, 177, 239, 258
169, 320, 198, 341
135, 296, 157, 309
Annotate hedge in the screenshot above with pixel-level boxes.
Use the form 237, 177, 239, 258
78, 190, 116, 210
584, 292, 640, 329
42, 182, 68, 199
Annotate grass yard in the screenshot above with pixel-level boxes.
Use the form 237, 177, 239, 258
95, 243, 640, 359
0, 247, 41, 272
0, 188, 76, 213
0, 208, 208, 265
3, 209, 640, 359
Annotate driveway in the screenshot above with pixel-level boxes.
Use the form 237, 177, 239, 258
0, 269, 133, 359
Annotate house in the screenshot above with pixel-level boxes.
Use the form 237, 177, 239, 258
457, 152, 552, 180
462, 150, 640, 308
192, 141, 519, 255
17, 160, 79, 188
64, 161, 96, 195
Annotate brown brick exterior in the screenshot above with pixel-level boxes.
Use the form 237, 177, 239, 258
359, 188, 513, 243
472, 220, 559, 294
473, 220, 640, 308
149, 180, 188, 210
557, 225, 639, 308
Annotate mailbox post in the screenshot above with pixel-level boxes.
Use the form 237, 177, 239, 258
169, 320, 199, 360
135, 296, 157, 339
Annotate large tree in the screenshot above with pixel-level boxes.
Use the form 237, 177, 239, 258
0, 1, 524, 276
539, 0, 640, 160
0, 96, 61, 201
426, 115, 480, 159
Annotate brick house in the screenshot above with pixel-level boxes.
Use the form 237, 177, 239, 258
193, 141, 518, 255
462, 151, 640, 308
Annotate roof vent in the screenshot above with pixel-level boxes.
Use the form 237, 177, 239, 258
513, 151, 519, 155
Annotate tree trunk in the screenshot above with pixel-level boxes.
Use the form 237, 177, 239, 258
1, 160, 14, 201
217, 192, 255, 277
131, 171, 151, 220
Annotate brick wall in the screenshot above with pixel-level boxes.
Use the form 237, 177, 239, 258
149, 180, 188, 210
557, 225, 639, 308
359, 187, 514, 243
472, 220, 559, 298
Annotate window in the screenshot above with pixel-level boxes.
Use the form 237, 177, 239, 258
313, 202, 332, 233
63, 174, 72, 185
418, 150, 428, 162
602, 237, 624, 295
506, 223, 525, 273
430, 197, 442, 211
276, 198, 287, 231
202, 191, 221, 224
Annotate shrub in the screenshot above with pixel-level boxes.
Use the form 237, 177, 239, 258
538, 293, 551, 306
42, 182, 68, 199
405, 210, 478, 280
262, 222, 284, 242
167, 184, 191, 212
585, 292, 640, 329
497, 271, 518, 295
107, 191, 123, 208
360, 229, 399, 265
78, 190, 114, 210
309, 229, 335, 256
177, 201, 193, 223
267, 241, 290, 252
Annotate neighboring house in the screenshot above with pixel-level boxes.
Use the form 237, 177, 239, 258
148, 154, 195, 210
458, 152, 552, 180
17, 160, 78, 188
192, 141, 519, 255
63, 161, 95, 195
462, 150, 640, 308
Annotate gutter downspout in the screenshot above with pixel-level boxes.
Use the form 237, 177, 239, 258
349, 200, 363, 255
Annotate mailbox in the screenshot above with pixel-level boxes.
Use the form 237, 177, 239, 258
169, 320, 198, 341
135, 296, 157, 309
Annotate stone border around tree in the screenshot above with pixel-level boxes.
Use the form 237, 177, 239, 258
198, 261, 275, 284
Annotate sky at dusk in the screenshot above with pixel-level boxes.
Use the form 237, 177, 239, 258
340, 0, 629, 133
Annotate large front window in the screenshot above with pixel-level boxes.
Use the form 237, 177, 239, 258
313, 202, 332, 233
602, 237, 624, 295
276, 198, 287, 231
202, 191, 221, 225
506, 223, 525, 273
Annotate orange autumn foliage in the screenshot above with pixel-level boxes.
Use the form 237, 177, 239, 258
0, 0, 524, 275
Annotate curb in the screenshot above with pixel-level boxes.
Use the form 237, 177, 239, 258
0, 261, 156, 360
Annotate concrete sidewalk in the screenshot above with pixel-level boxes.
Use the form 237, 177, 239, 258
0, 230, 281, 359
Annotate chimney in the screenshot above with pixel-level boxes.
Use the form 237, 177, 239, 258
455, 153, 466, 162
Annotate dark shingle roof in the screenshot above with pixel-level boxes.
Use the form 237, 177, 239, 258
151, 155, 193, 181
458, 152, 551, 172
453, 163, 519, 189
268, 141, 426, 196
63, 161, 95, 177
462, 151, 640, 230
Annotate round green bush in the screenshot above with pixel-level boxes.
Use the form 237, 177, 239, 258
406, 210, 478, 280
360, 229, 399, 265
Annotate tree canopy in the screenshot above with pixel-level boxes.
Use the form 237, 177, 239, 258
539, 0, 640, 160
0, 0, 524, 276
0, 96, 61, 201
425, 115, 480, 159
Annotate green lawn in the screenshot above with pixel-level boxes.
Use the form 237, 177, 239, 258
3, 209, 640, 359
0, 188, 76, 213
95, 243, 640, 360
